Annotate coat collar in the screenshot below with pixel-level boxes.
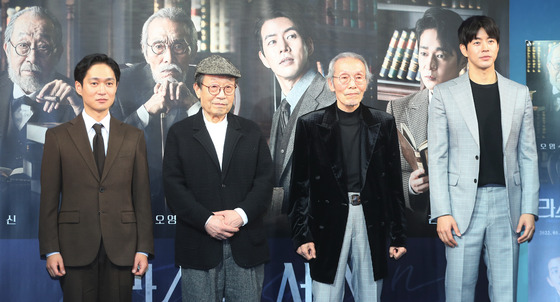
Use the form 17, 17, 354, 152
318, 103, 381, 193
454, 71, 513, 147
192, 110, 243, 179
67, 114, 126, 181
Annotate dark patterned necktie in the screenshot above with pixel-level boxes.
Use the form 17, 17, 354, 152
279, 99, 290, 137
93, 124, 105, 177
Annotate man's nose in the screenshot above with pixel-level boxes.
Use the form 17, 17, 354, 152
279, 38, 290, 53
429, 55, 438, 70
25, 47, 39, 64
162, 46, 174, 62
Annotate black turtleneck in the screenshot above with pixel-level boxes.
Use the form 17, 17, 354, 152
337, 105, 362, 192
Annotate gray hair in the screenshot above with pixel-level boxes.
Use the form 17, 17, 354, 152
141, 7, 198, 59
326, 52, 373, 84
4, 6, 63, 57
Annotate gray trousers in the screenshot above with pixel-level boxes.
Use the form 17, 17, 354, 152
180, 240, 264, 302
445, 186, 519, 302
313, 204, 383, 301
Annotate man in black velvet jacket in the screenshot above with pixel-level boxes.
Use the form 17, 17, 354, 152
290, 52, 407, 301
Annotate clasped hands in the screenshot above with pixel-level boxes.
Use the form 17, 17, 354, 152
205, 210, 243, 240
144, 80, 197, 115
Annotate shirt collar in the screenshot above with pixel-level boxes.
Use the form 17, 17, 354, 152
282, 69, 317, 110
202, 111, 228, 127
82, 110, 111, 133
12, 83, 37, 99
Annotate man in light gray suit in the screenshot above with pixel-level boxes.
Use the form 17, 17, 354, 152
428, 16, 539, 302
255, 5, 335, 232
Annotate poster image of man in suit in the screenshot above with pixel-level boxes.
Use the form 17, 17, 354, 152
290, 52, 407, 301
429, 16, 539, 302
387, 7, 466, 237
255, 4, 335, 234
39, 53, 154, 301
110, 7, 200, 236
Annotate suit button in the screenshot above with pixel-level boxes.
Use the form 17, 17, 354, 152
474, 179, 477, 183
221, 184, 226, 188
325, 199, 330, 204
99, 187, 105, 193
280, 149, 285, 154
475, 155, 479, 160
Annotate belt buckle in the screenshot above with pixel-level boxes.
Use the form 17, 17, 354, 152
349, 193, 361, 206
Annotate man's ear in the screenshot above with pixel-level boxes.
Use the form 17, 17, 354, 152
193, 82, 201, 99
327, 78, 335, 92
460, 44, 468, 58
306, 38, 314, 57
258, 51, 271, 69
75, 81, 83, 96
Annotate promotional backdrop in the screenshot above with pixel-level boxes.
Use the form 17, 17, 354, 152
4, 1, 555, 301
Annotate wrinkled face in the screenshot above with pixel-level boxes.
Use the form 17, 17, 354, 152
4, 13, 59, 94
328, 57, 368, 113
418, 29, 460, 91
258, 17, 311, 83
460, 27, 499, 72
76, 63, 118, 118
547, 47, 560, 91
194, 75, 236, 123
548, 257, 560, 294
144, 18, 191, 83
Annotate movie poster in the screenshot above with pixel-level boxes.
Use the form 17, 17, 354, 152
526, 40, 560, 302
0, 1, 510, 301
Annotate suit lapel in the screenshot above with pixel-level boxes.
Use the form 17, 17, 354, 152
360, 107, 381, 191
101, 117, 125, 181
406, 89, 429, 144
67, 114, 99, 180
455, 73, 480, 146
221, 114, 242, 180
280, 74, 326, 177
497, 72, 514, 147
318, 105, 346, 195
192, 112, 221, 171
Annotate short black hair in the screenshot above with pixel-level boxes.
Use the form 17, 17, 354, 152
254, 1, 313, 54
458, 15, 500, 47
74, 53, 120, 85
416, 8, 465, 67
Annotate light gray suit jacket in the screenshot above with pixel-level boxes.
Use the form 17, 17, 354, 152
428, 72, 539, 234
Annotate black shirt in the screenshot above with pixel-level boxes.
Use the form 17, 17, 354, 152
471, 80, 506, 186
337, 105, 362, 192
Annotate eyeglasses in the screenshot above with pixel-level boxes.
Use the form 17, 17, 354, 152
200, 83, 237, 96
147, 40, 191, 55
8, 40, 54, 57
332, 73, 367, 85
550, 62, 560, 71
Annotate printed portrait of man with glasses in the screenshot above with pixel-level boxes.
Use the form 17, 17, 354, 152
110, 7, 201, 234
1, 6, 80, 238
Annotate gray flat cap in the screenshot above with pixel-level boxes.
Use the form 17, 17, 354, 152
195, 55, 241, 78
